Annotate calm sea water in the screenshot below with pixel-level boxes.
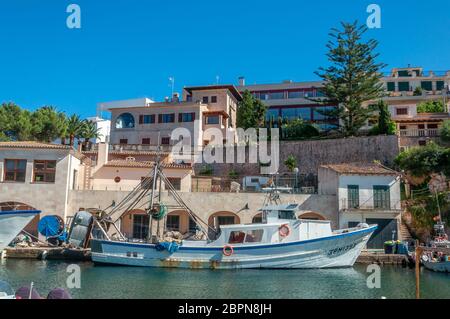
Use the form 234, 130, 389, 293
1, 258, 449, 299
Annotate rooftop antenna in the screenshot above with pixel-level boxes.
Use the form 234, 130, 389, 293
216, 75, 220, 84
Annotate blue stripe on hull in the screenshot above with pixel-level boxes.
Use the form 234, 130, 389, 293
0, 210, 41, 216
91, 226, 376, 269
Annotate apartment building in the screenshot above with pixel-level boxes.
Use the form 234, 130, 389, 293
380, 67, 450, 149
237, 78, 339, 131
107, 85, 242, 153
238, 67, 450, 148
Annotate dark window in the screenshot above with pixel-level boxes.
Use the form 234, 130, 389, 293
418, 140, 427, 146
166, 215, 180, 231
132, 215, 149, 240
206, 115, 220, 125
436, 81, 445, 91
398, 82, 410, 92
373, 186, 390, 210
229, 231, 246, 244
421, 81, 433, 91
139, 115, 155, 124
387, 82, 396, 92
397, 70, 411, 77
142, 138, 151, 145
252, 214, 263, 224
202, 96, 209, 104
179, 112, 195, 123
115, 113, 135, 129
189, 218, 197, 233
278, 211, 296, 220
211, 96, 217, 103
245, 229, 264, 243
33, 160, 56, 183
186, 95, 192, 102
396, 108, 408, 115
159, 114, 175, 123
428, 124, 438, 129
161, 137, 171, 145
119, 139, 128, 144
4, 159, 27, 182
165, 178, 181, 191
347, 185, 360, 209
217, 216, 235, 226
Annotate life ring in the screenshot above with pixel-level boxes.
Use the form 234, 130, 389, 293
223, 245, 234, 257
279, 224, 291, 238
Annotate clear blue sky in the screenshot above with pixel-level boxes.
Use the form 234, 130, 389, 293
1, 0, 449, 118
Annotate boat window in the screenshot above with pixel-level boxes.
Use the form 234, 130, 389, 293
229, 231, 246, 244
279, 210, 296, 220
245, 229, 264, 243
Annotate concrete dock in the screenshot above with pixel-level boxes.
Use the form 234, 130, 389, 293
3, 247, 91, 261
356, 250, 409, 266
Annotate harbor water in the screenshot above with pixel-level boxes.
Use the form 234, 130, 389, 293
1, 258, 449, 299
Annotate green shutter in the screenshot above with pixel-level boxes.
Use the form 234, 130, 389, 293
398, 82, 410, 92
421, 81, 433, 91
387, 82, 395, 92
347, 185, 360, 209
373, 186, 390, 210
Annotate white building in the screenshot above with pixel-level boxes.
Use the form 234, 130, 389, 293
86, 117, 111, 144
318, 163, 402, 249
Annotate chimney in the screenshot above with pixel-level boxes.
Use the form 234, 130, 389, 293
96, 142, 109, 169
238, 76, 245, 87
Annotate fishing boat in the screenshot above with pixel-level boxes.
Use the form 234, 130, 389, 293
422, 222, 450, 273
89, 158, 377, 269
0, 207, 40, 255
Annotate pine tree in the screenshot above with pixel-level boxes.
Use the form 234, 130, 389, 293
314, 21, 387, 136
236, 90, 267, 130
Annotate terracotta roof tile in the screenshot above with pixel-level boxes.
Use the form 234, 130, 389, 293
320, 163, 398, 175
104, 160, 192, 169
0, 141, 72, 150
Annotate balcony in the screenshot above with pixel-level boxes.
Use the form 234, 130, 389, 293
86, 144, 173, 153
398, 129, 440, 137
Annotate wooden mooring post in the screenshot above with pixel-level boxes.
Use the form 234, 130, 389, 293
415, 240, 422, 299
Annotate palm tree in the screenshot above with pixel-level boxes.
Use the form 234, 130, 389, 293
66, 114, 85, 146
58, 112, 69, 145
80, 120, 102, 150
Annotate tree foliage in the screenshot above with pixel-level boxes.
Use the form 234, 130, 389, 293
237, 90, 267, 129
395, 142, 450, 177
417, 100, 444, 113
314, 21, 387, 136
440, 120, 450, 144
369, 100, 396, 135
282, 118, 320, 140
0, 103, 33, 141
0, 102, 93, 146
284, 155, 297, 172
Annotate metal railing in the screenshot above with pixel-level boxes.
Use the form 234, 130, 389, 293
340, 198, 403, 212
192, 176, 318, 194
398, 129, 440, 138
87, 144, 173, 153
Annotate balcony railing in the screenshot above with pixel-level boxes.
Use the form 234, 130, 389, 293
340, 198, 402, 212
86, 144, 173, 153
398, 129, 440, 137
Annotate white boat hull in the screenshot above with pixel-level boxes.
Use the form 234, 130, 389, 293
0, 210, 40, 253
91, 226, 376, 269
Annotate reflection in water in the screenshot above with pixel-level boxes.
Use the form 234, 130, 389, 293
0, 259, 449, 299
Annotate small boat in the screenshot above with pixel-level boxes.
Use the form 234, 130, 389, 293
0, 281, 15, 299
422, 222, 450, 273
0, 208, 41, 254
89, 159, 377, 269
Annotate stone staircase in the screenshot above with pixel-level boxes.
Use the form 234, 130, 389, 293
399, 220, 413, 241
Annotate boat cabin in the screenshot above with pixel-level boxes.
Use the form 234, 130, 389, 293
209, 204, 333, 246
